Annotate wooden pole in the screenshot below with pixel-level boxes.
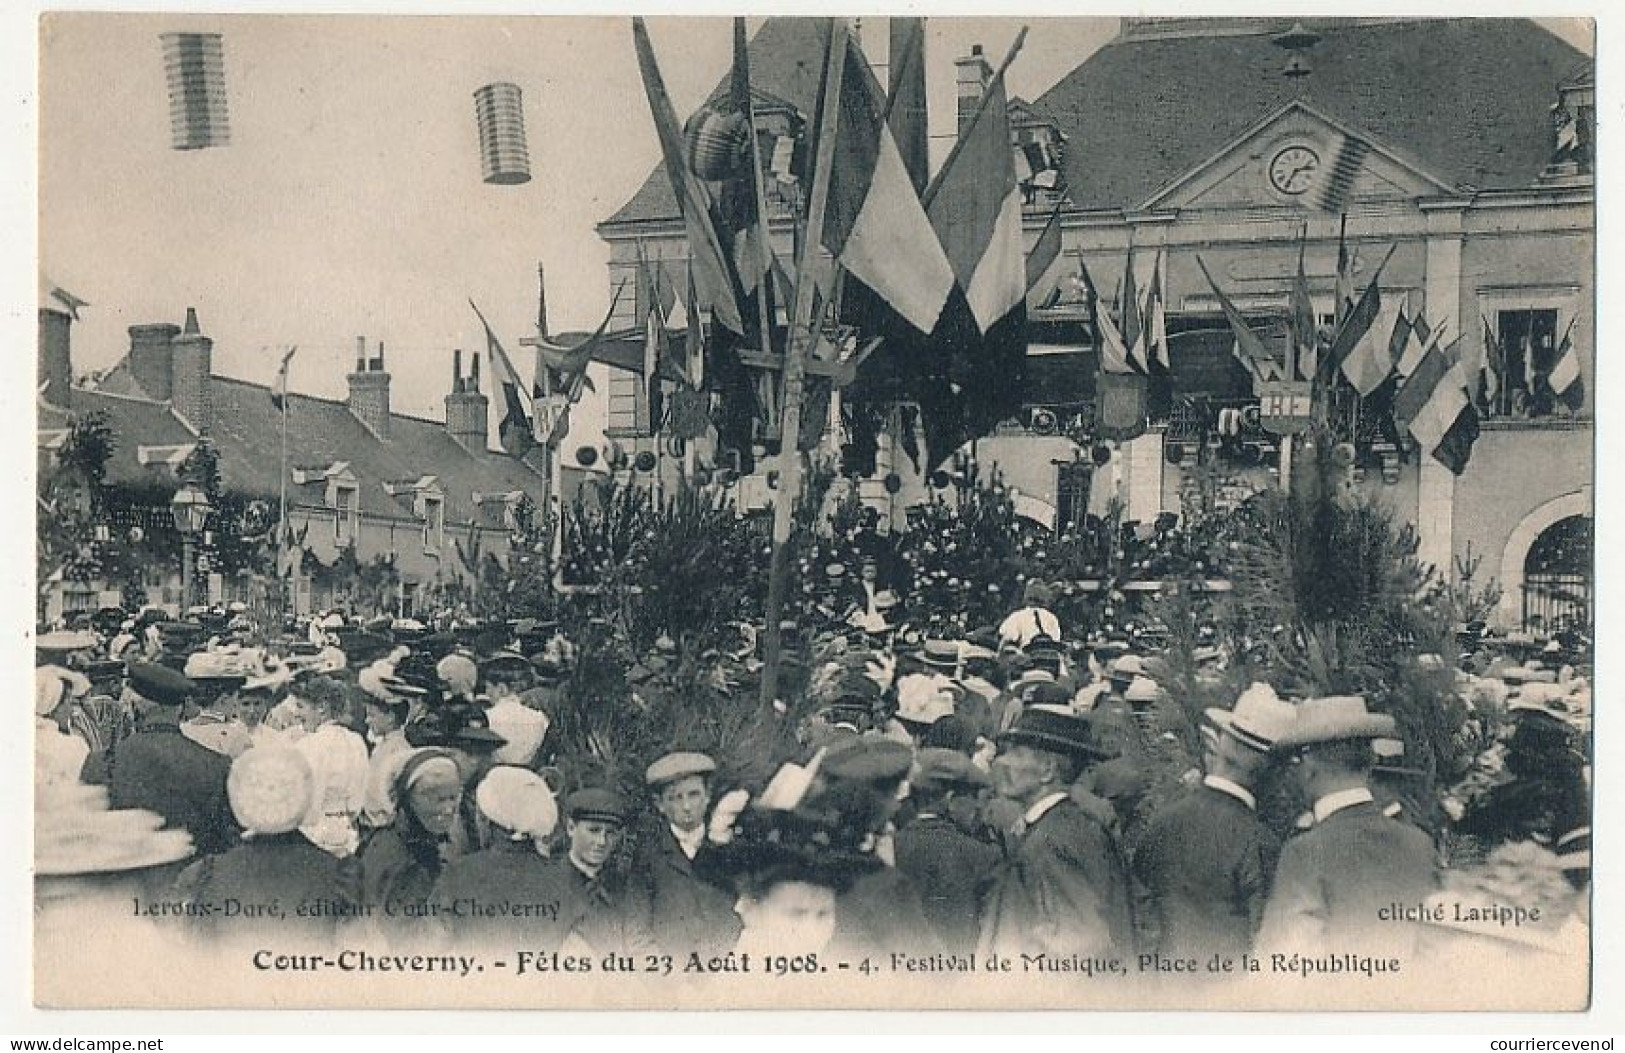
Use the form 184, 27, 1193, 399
759, 18, 849, 707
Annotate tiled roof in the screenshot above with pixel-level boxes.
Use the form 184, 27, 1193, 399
207, 377, 541, 525
603, 17, 1587, 228
40, 388, 198, 490
602, 17, 830, 229
1035, 17, 1588, 209
41, 376, 542, 527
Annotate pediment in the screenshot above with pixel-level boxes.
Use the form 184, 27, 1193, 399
1144, 101, 1454, 212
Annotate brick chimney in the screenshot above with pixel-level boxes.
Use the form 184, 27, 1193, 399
444, 348, 489, 452
127, 322, 182, 401
169, 306, 213, 433
955, 44, 992, 134
38, 306, 72, 408
347, 336, 392, 440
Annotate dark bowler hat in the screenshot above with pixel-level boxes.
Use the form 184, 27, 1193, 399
999, 706, 1115, 762
566, 787, 633, 826
127, 662, 195, 707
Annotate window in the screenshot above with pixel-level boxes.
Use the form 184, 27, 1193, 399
1055, 461, 1092, 535
607, 373, 642, 435
421, 496, 444, 552
1490, 308, 1561, 418
333, 485, 359, 543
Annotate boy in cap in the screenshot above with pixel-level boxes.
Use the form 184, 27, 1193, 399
893, 749, 1000, 955
1257, 696, 1437, 958
998, 580, 1062, 651
979, 707, 1134, 960
547, 788, 656, 956
109, 663, 238, 856
632, 752, 741, 957
1132, 683, 1296, 959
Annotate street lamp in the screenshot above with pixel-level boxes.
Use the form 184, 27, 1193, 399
170, 483, 212, 612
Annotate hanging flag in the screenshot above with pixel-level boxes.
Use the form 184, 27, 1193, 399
535, 262, 551, 343
1522, 330, 1539, 396
1325, 242, 1395, 392
632, 18, 745, 334
1334, 214, 1356, 325
1196, 255, 1279, 384
269, 346, 298, 411
162, 32, 230, 151
1547, 316, 1583, 413
1311, 133, 1370, 213
1432, 378, 1481, 475
1119, 247, 1147, 373
925, 33, 1027, 337
1025, 202, 1063, 295
1145, 248, 1170, 371
1479, 316, 1502, 415
470, 300, 534, 457
1076, 257, 1133, 374
1396, 307, 1439, 378
1393, 336, 1476, 471
887, 17, 929, 195
818, 30, 955, 335
1290, 231, 1318, 381
682, 261, 705, 390
533, 282, 625, 404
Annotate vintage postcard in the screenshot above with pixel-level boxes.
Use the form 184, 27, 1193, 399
33, 11, 1594, 1011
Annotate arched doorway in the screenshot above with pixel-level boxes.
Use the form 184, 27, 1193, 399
1520, 515, 1592, 635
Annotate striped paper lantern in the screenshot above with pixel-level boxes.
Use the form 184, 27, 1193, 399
473, 82, 531, 186
161, 32, 230, 151
684, 106, 750, 182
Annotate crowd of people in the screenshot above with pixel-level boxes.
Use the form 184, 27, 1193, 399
33, 581, 1592, 975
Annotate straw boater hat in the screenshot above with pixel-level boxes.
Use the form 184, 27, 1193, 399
1275, 695, 1396, 748
1205, 682, 1300, 752
1123, 675, 1161, 705
916, 639, 961, 671
227, 748, 314, 837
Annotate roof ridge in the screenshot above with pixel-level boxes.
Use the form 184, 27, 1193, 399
208, 372, 457, 429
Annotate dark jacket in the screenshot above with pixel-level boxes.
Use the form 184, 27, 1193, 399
893, 814, 1002, 955
631, 822, 740, 958
1132, 781, 1281, 958
544, 855, 658, 957
977, 797, 1136, 959
1258, 797, 1438, 957
108, 721, 237, 856
360, 819, 452, 924
171, 831, 358, 940
429, 838, 576, 949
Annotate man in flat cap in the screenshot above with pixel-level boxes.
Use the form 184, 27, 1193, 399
109, 663, 238, 856
1257, 696, 1437, 958
978, 707, 1134, 960
894, 749, 1001, 955
632, 752, 740, 957
1133, 683, 1296, 960
549, 788, 656, 956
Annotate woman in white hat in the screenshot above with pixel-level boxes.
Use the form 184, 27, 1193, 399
170, 748, 356, 942
426, 766, 565, 949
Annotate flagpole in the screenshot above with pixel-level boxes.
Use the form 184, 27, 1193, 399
278, 346, 294, 620
760, 17, 849, 708
738, 18, 782, 446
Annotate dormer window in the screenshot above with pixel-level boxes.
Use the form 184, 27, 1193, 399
333, 483, 359, 543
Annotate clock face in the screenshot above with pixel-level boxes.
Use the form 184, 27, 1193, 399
1269, 145, 1320, 195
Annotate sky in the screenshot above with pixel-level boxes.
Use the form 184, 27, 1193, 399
38, 14, 1120, 422
40, 14, 1593, 423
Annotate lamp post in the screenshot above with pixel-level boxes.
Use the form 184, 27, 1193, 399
170, 483, 212, 612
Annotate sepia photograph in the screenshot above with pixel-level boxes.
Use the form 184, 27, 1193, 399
29, 10, 1596, 1012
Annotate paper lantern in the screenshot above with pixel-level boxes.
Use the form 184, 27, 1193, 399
575, 446, 598, 467
1090, 444, 1113, 467
883, 473, 902, 494
161, 32, 230, 151
473, 82, 531, 186
685, 107, 750, 182
633, 450, 658, 473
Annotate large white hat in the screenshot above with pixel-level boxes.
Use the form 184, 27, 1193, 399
1124, 675, 1162, 704
488, 700, 551, 767
895, 674, 957, 726
227, 748, 314, 836
1206, 682, 1299, 752
475, 765, 559, 841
